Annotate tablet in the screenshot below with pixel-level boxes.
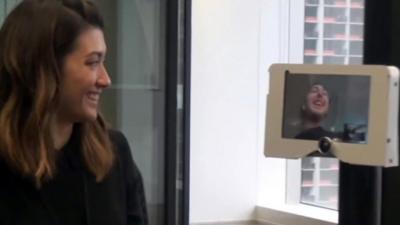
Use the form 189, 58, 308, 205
264, 64, 399, 167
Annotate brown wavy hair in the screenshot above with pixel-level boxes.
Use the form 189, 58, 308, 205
0, 0, 114, 186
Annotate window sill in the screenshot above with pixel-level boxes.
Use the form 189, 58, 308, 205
255, 204, 338, 225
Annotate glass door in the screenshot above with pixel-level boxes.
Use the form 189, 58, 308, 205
97, 1, 166, 224
97, 0, 190, 225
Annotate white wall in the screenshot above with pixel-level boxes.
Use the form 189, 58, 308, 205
190, 0, 290, 223
256, 0, 289, 208
190, 0, 262, 223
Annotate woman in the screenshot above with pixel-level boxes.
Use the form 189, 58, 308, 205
0, 0, 148, 224
295, 83, 338, 140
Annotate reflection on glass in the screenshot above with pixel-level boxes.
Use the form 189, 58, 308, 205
97, 0, 166, 224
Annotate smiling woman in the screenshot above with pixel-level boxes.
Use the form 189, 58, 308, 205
0, 0, 148, 225
58, 28, 111, 124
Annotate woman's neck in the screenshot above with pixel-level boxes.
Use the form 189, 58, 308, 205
52, 118, 74, 150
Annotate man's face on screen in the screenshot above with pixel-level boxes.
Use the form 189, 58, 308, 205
306, 84, 330, 117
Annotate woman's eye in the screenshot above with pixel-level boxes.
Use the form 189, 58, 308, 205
86, 61, 100, 67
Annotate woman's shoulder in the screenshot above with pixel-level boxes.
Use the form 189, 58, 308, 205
107, 129, 143, 180
107, 129, 137, 167
108, 129, 132, 157
108, 129, 128, 145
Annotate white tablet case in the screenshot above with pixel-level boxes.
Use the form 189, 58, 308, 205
264, 64, 399, 167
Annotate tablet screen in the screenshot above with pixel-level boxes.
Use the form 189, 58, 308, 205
282, 71, 370, 144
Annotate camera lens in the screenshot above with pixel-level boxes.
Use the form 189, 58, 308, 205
318, 137, 332, 154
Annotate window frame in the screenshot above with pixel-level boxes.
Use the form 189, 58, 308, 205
256, 0, 340, 223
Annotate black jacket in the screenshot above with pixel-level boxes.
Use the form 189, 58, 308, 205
0, 130, 148, 225
295, 126, 339, 141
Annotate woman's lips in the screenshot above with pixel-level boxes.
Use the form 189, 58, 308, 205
87, 91, 101, 102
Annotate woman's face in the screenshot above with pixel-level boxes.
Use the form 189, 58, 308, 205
57, 28, 111, 123
305, 84, 330, 117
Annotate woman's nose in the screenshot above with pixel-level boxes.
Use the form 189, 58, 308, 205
97, 64, 111, 88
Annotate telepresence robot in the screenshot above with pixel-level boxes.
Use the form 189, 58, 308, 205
264, 64, 399, 167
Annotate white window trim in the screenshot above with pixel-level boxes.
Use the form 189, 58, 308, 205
255, 206, 337, 225
255, 159, 338, 225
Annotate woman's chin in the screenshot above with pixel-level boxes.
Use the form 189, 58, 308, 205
74, 110, 98, 123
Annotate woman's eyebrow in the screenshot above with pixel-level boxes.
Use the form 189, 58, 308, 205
86, 51, 105, 59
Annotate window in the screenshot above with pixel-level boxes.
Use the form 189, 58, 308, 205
257, 0, 365, 223
297, 0, 364, 211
